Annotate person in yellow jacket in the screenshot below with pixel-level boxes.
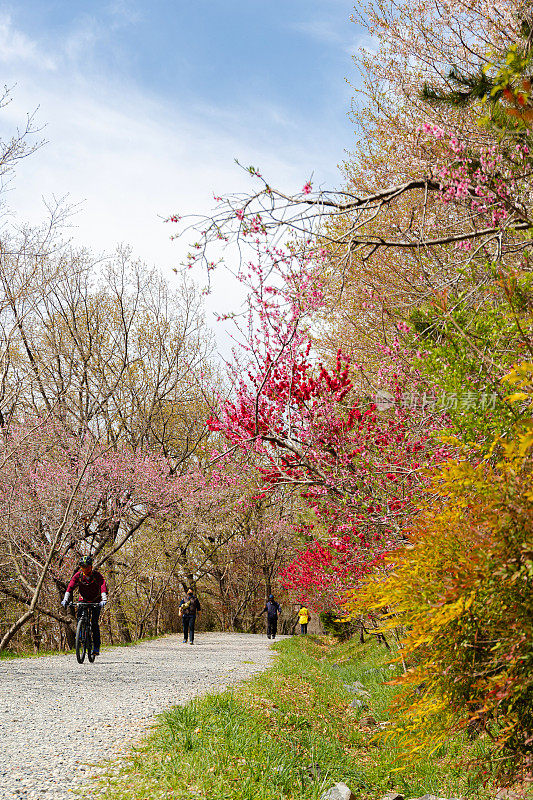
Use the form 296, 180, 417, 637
298, 605, 310, 635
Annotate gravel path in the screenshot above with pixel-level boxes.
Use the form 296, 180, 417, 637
0, 632, 281, 800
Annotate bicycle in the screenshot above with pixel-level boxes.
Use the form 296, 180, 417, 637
73, 601, 100, 664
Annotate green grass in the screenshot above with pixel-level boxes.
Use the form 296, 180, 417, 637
0, 645, 69, 660
92, 636, 502, 800
0, 631, 173, 660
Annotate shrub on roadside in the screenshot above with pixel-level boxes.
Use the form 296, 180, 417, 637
319, 611, 357, 640
348, 363, 533, 781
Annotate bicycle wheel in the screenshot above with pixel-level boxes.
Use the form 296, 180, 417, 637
76, 616, 87, 663
87, 621, 95, 663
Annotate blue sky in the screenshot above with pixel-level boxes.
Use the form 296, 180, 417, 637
9, 1, 358, 127
0, 0, 363, 335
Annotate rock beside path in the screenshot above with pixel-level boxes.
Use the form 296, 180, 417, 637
321, 782, 357, 800
0, 632, 281, 799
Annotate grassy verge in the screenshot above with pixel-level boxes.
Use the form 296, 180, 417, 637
0, 631, 172, 660
93, 635, 500, 800
0, 645, 70, 660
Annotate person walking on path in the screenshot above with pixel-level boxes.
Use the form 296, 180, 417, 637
179, 588, 201, 644
61, 555, 108, 656
298, 604, 310, 635
262, 594, 281, 639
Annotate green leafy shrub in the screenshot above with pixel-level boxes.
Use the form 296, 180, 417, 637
320, 611, 357, 640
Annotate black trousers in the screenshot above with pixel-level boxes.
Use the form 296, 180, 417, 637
183, 615, 196, 642
267, 617, 278, 638
78, 605, 101, 650
300, 623, 308, 635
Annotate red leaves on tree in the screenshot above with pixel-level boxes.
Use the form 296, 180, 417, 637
208, 245, 448, 610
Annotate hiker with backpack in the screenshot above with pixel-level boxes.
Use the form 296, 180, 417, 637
179, 587, 201, 644
262, 594, 281, 639
298, 604, 310, 635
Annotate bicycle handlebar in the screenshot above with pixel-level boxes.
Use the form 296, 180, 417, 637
72, 601, 102, 607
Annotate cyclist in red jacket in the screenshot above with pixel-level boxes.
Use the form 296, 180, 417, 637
61, 556, 108, 656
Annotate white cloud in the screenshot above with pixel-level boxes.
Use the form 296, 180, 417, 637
62, 16, 102, 64
291, 8, 366, 60
4, 77, 325, 260
293, 19, 345, 46
106, 0, 142, 27
0, 15, 347, 355
0, 13, 56, 69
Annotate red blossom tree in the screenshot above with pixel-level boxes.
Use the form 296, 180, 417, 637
207, 245, 449, 611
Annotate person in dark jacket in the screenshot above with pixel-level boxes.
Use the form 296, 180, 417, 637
179, 588, 201, 644
262, 594, 281, 639
61, 555, 108, 656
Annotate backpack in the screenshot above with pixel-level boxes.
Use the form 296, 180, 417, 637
266, 600, 279, 619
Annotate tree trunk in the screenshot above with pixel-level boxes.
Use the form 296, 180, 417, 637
155, 599, 161, 636
106, 613, 114, 645
106, 554, 132, 643
62, 619, 75, 649
0, 610, 34, 651
262, 565, 271, 599
31, 618, 41, 652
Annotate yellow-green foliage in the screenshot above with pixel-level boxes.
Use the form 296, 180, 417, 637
346, 363, 533, 779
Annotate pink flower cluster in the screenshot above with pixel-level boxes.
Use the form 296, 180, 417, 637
420, 123, 529, 230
